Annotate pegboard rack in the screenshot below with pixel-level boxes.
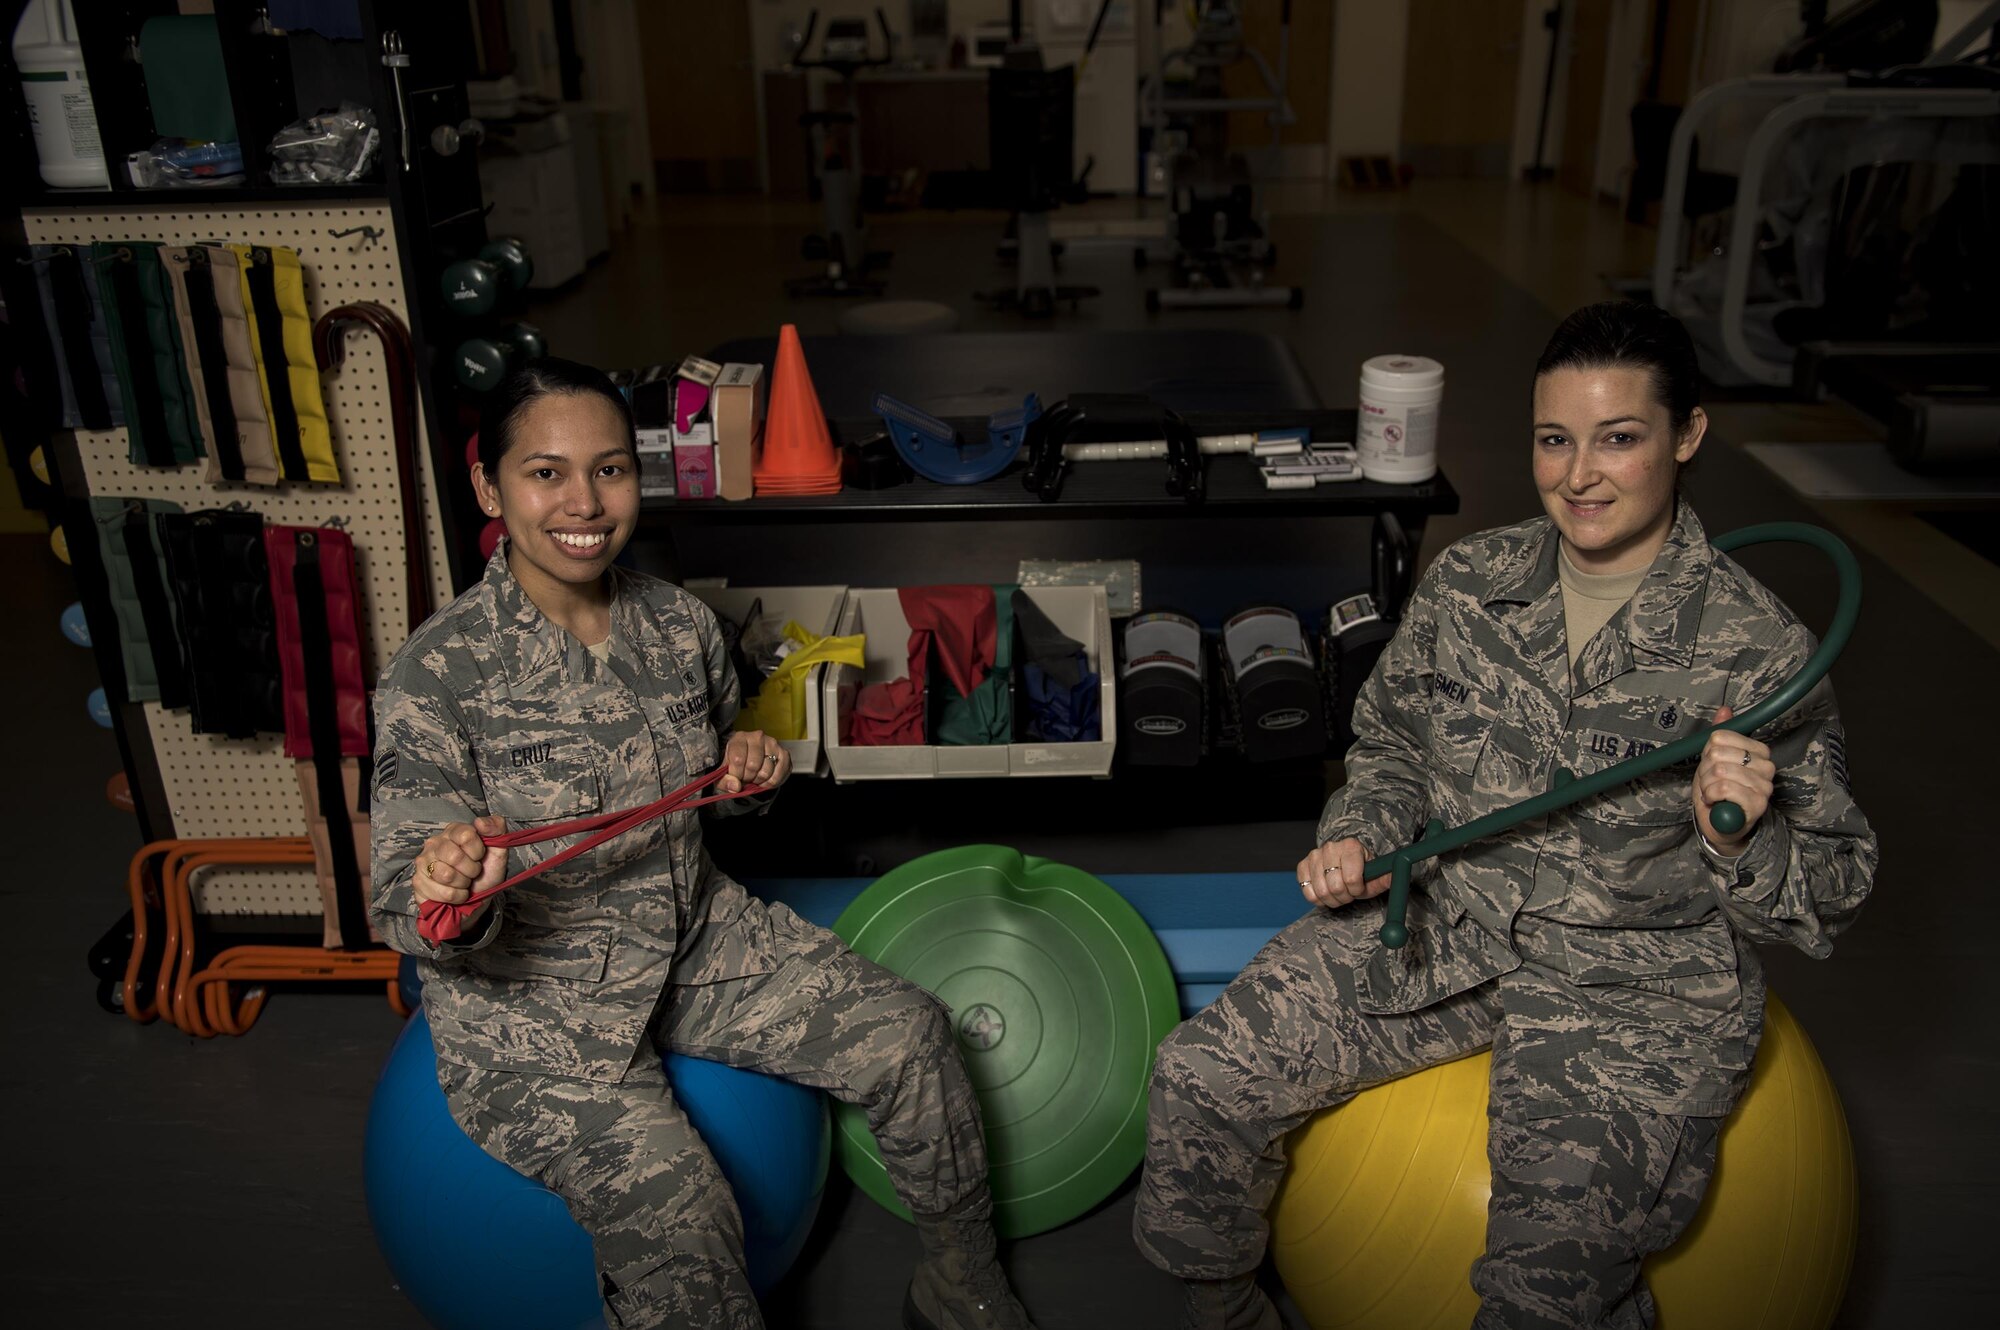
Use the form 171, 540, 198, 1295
15, 184, 390, 210
30, 201, 453, 916
3, 3, 496, 926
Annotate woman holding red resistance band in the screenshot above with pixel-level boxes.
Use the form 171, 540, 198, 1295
368, 359, 1033, 1330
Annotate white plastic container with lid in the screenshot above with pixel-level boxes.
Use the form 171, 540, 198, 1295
13, 0, 107, 188
1356, 354, 1444, 484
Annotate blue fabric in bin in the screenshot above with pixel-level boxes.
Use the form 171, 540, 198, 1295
751, 872, 1309, 1015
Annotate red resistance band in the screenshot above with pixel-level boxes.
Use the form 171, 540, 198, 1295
417, 765, 758, 944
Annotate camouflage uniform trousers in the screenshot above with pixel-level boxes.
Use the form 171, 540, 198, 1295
438, 900, 989, 1330
1133, 904, 1722, 1329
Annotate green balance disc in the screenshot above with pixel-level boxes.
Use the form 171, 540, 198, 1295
831, 845, 1181, 1238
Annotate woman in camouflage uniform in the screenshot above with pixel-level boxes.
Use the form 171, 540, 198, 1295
1135, 304, 1878, 1329
369, 360, 1033, 1330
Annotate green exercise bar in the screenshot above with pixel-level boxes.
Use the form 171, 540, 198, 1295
1371, 522, 1862, 949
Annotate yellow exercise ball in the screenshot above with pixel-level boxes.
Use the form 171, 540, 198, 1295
1270, 994, 1856, 1330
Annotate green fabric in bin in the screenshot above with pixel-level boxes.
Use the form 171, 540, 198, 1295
936, 583, 1015, 746
139, 17, 238, 142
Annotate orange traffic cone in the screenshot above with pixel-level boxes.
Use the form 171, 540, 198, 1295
754, 324, 842, 495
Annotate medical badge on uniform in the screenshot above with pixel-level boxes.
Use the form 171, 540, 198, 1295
1658, 704, 1679, 730
683, 668, 699, 688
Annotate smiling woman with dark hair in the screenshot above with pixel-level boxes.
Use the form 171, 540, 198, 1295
367, 359, 1034, 1330
1132, 304, 1879, 1330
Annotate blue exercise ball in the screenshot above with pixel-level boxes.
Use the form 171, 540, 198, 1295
87, 688, 112, 728
365, 1011, 830, 1330
60, 602, 90, 646
395, 953, 422, 1013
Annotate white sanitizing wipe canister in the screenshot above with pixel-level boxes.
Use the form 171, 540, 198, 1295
1357, 354, 1444, 484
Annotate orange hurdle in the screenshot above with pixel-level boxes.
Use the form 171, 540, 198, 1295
120, 837, 407, 1037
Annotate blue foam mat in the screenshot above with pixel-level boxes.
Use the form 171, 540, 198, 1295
750, 872, 1310, 1016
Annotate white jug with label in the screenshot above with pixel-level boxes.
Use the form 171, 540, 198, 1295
13, 0, 108, 189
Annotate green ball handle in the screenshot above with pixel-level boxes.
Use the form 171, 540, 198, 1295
1374, 823, 1438, 950
1369, 522, 1860, 949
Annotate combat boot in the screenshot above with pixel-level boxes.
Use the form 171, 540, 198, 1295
903, 1188, 1036, 1330
1179, 1272, 1282, 1330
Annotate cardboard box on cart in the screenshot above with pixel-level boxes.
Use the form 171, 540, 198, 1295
710, 362, 766, 501
672, 357, 721, 500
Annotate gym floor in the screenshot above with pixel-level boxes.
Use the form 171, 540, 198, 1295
10, 179, 1995, 1327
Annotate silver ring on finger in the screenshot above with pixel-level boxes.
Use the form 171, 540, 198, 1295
1741, 750, 1753, 767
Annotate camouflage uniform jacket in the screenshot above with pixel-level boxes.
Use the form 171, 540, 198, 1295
1319, 502, 1877, 1120
369, 546, 778, 1082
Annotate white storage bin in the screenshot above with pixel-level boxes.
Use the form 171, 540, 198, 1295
822, 586, 1116, 781
685, 584, 847, 777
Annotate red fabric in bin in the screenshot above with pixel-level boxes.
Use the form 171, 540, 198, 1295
850, 674, 925, 746
265, 524, 370, 758
848, 585, 996, 747
900, 585, 995, 697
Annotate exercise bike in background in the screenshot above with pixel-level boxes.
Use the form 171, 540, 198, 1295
786, 9, 897, 299
1138, 0, 1304, 312
977, 1, 1102, 318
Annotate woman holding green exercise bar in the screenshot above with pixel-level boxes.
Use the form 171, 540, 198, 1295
1134, 302, 1880, 1330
